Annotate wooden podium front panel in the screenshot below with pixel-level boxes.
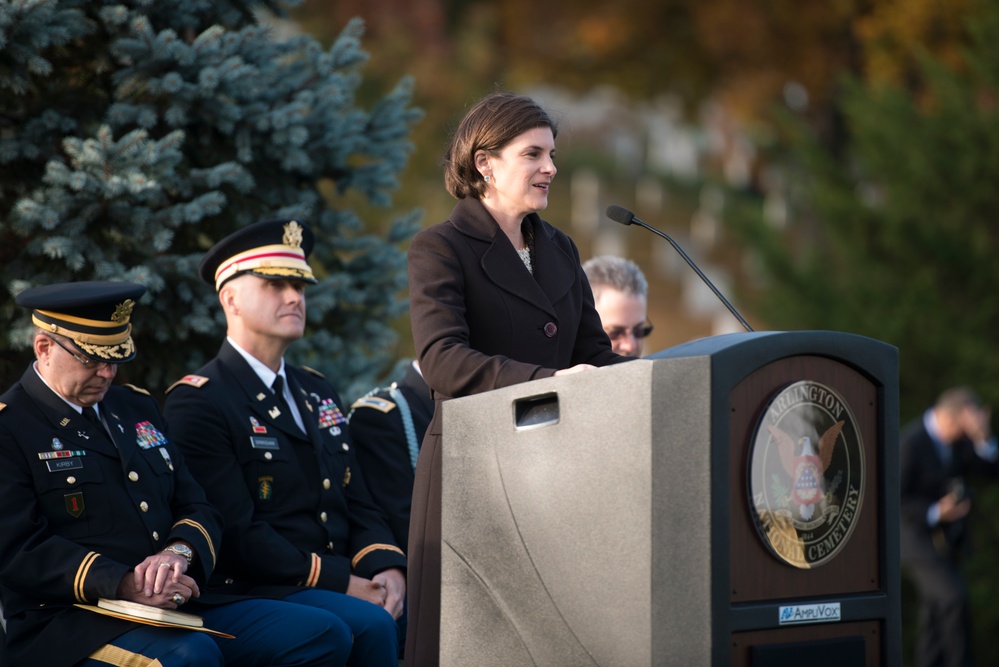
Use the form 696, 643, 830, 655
729, 355, 882, 602
731, 620, 882, 666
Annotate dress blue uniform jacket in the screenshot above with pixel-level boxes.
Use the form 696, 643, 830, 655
0, 365, 221, 667
163, 341, 405, 597
348, 363, 434, 551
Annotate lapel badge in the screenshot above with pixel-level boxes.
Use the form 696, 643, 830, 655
256, 392, 267, 401
250, 416, 268, 434
159, 447, 174, 471
76, 431, 89, 440
59, 417, 70, 427
268, 406, 281, 420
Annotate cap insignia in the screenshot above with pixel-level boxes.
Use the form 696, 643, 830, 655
112, 299, 135, 323
283, 221, 304, 249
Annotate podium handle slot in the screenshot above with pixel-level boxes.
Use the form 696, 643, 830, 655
514, 392, 560, 430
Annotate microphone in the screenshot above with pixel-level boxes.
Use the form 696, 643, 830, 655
605, 205, 754, 332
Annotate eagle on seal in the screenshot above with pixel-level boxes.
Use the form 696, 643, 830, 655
768, 420, 845, 520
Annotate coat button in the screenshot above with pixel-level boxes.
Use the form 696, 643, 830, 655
264, 452, 273, 460
323, 478, 331, 490
140, 501, 149, 512
544, 322, 557, 337
128, 471, 139, 482
152, 531, 160, 541
320, 512, 328, 523
66, 476, 76, 485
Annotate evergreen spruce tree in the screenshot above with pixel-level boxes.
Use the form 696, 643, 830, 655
0, 0, 422, 397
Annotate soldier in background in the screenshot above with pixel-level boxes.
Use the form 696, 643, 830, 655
349, 360, 434, 553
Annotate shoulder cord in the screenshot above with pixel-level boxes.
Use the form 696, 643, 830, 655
388, 384, 420, 470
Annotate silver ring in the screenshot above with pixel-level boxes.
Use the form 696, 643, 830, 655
172, 593, 184, 605
159, 562, 171, 568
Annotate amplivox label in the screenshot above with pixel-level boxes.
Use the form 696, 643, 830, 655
778, 602, 841, 625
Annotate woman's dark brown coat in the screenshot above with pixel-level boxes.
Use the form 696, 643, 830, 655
405, 197, 627, 664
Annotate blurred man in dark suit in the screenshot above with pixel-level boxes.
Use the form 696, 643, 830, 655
900, 386, 998, 667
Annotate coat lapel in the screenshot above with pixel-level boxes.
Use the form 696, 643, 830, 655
451, 198, 573, 319
218, 342, 310, 442
19, 367, 119, 458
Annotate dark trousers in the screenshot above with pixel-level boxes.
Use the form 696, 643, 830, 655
905, 557, 973, 667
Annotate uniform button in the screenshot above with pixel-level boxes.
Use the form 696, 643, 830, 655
341, 443, 349, 451
66, 476, 77, 485
225, 578, 234, 585
139, 501, 149, 512
320, 512, 328, 523
264, 452, 273, 460
323, 478, 331, 490
128, 471, 139, 482
152, 531, 160, 541
544, 322, 557, 337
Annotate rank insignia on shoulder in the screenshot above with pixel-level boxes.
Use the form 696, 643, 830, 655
165, 375, 210, 394
350, 396, 396, 413
123, 383, 151, 396
300, 365, 325, 378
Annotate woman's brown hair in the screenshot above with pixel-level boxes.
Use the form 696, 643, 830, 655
443, 92, 558, 200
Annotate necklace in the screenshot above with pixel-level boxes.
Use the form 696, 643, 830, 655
516, 246, 533, 273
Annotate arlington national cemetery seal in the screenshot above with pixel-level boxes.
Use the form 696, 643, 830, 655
748, 380, 864, 568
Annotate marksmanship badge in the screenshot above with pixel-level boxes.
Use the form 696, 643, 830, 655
748, 380, 864, 568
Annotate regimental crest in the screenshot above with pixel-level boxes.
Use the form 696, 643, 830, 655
283, 221, 304, 248
748, 381, 865, 569
112, 299, 135, 323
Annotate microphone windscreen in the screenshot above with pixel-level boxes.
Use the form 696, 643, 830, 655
605, 205, 635, 225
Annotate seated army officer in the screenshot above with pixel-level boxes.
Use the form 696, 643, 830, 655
0, 282, 352, 667
163, 220, 406, 666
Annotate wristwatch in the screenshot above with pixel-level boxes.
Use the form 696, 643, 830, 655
163, 543, 193, 564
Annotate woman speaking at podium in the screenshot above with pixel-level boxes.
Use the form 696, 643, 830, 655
405, 91, 629, 665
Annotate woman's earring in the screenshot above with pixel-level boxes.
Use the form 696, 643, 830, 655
484, 175, 491, 183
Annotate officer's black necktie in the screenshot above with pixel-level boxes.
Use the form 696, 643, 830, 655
83, 405, 109, 439
272, 375, 304, 433
271, 375, 291, 414
83, 406, 102, 429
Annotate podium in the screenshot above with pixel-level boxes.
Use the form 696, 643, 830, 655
440, 331, 900, 666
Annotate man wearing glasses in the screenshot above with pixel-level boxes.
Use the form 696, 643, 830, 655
583, 255, 653, 358
0, 281, 348, 667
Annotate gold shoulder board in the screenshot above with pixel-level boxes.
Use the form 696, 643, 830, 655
165, 375, 211, 394
123, 384, 151, 396
300, 366, 325, 378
